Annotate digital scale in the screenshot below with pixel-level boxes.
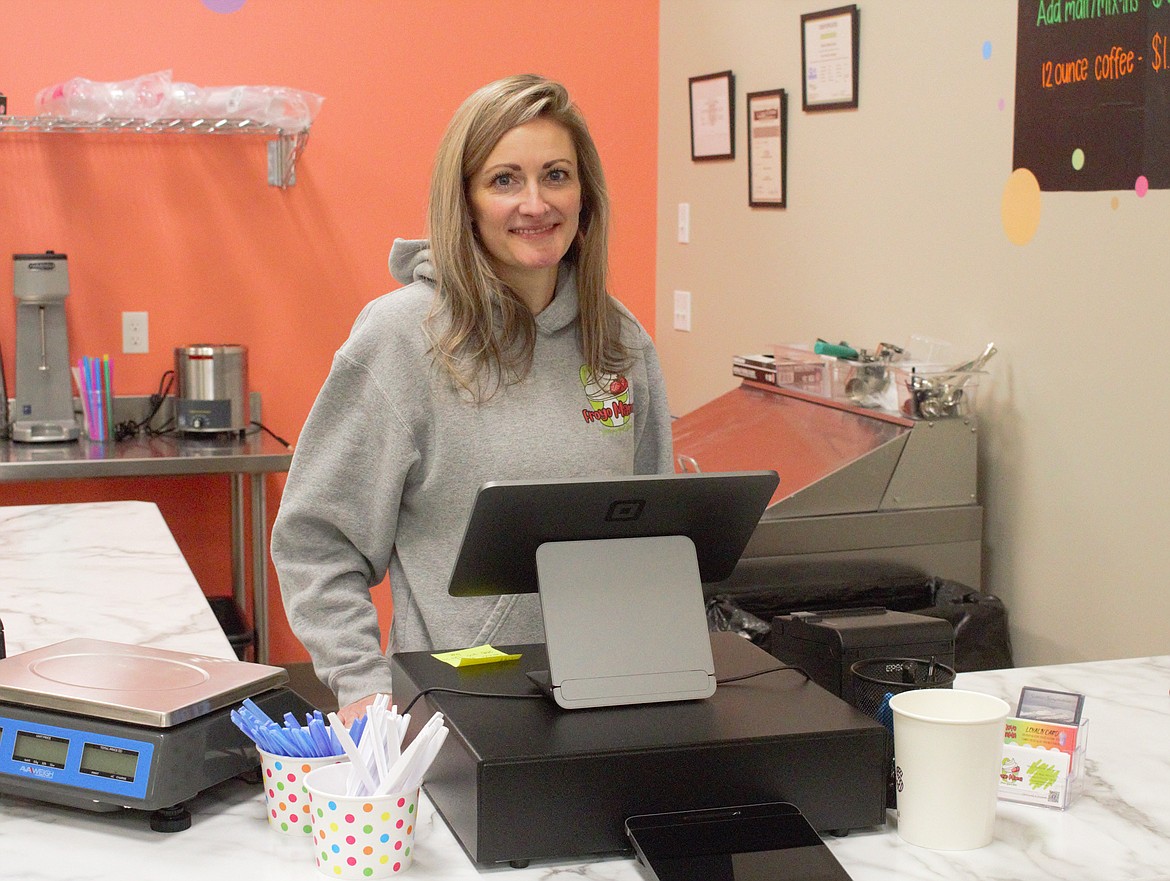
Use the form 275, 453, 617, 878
0, 638, 315, 831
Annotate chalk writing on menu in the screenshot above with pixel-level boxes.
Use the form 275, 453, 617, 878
1014, 0, 1170, 191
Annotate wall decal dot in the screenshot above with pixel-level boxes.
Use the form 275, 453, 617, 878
1001, 167, 1042, 245
202, 0, 246, 12
998, 98, 1005, 111
1071, 149, 1084, 170
982, 40, 992, 60
1136, 175, 1149, 197
1111, 196, 1120, 210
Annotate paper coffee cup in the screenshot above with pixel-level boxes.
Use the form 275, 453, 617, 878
258, 748, 347, 835
306, 762, 420, 878
890, 688, 1010, 850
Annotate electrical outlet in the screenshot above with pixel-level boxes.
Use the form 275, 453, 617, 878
673, 290, 692, 332
122, 311, 149, 354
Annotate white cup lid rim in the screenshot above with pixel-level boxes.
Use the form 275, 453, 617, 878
888, 688, 1010, 724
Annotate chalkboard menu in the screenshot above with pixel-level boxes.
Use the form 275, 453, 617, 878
1014, 1, 1170, 191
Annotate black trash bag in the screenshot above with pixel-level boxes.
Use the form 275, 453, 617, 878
706, 596, 772, 647
914, 577, 1015, 672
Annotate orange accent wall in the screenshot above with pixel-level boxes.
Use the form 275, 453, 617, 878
0, 0, 659, 665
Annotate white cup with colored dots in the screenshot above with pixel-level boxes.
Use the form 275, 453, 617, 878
305, 762, 420, 878
257, 748, 347, 835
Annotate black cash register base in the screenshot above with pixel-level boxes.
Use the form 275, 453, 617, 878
392, 632, 887, 866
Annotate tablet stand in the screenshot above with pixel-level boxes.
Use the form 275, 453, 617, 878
528, 534, 716, 709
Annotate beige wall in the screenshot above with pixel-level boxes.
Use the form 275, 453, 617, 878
657, 1, 1170, 666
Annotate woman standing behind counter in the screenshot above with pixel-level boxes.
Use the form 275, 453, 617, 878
272, 74, 673, 723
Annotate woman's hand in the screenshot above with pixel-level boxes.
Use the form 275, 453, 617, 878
335, 693, 382, 725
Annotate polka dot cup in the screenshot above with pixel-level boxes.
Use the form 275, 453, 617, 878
305, 762, 419, 878
258, 748, 346, 835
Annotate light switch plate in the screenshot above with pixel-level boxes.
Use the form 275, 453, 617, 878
673, 290, 691, 332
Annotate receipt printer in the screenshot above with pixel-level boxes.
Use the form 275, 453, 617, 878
771, 608, 955, 708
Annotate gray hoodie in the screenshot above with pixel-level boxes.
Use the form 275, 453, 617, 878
271, 239, 673, 706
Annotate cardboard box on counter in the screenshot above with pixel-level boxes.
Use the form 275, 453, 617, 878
732, 353, 777, 385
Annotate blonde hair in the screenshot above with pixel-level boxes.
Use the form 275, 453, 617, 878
426, 74, 629, 399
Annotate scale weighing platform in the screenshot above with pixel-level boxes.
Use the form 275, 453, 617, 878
0, 638, 314, 831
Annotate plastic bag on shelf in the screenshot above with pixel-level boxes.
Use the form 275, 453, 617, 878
35, 70, 323, 129
36, 69, 173, 121
162, 84, 323, 128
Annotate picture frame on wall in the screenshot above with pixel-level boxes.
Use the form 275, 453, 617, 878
747, 89, 787, 208
801, 4, 860, 112
689, 70, 735, 160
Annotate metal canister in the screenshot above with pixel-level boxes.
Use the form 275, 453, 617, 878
174, 344, 249, 433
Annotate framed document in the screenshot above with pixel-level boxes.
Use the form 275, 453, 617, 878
747, 89, 787, 208
801, 5, 860, 111
689, 70, 735, 160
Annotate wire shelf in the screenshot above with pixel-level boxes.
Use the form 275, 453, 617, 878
0, 115, 309, 187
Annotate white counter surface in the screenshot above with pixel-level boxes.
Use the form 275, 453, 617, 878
0, 501, 232, 659
2, 502, 1169, 881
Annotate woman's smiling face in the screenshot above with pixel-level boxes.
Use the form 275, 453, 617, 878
468, 117, 581, 308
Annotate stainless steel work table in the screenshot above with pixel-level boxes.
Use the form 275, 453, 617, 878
0, 427, 292, 663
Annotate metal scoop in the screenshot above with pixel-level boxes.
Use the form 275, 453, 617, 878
908, 343, 997, 418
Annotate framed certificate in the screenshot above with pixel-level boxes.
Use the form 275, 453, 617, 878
801, 5, 860, 111
747, 89, 787, 208
689, 70, 735, 160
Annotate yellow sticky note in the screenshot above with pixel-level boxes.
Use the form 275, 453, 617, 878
431, 644, 522, 668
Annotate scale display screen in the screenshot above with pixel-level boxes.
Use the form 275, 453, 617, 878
0, 712, 154, 801
12, 731, 69, 769
80, 742, 139, 781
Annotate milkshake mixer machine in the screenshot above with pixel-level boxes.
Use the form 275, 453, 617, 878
11, 251, 80, 443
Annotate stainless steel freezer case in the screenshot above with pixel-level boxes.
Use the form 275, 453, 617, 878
672, 381, 982, 592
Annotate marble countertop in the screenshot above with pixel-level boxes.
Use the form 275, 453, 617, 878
2, 502, 1169, 881
0, 501, 232, 659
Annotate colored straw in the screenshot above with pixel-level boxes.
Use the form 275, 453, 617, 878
102, 355, 113, 440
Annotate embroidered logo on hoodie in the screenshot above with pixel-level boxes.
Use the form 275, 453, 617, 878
579, 366, 633, 430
